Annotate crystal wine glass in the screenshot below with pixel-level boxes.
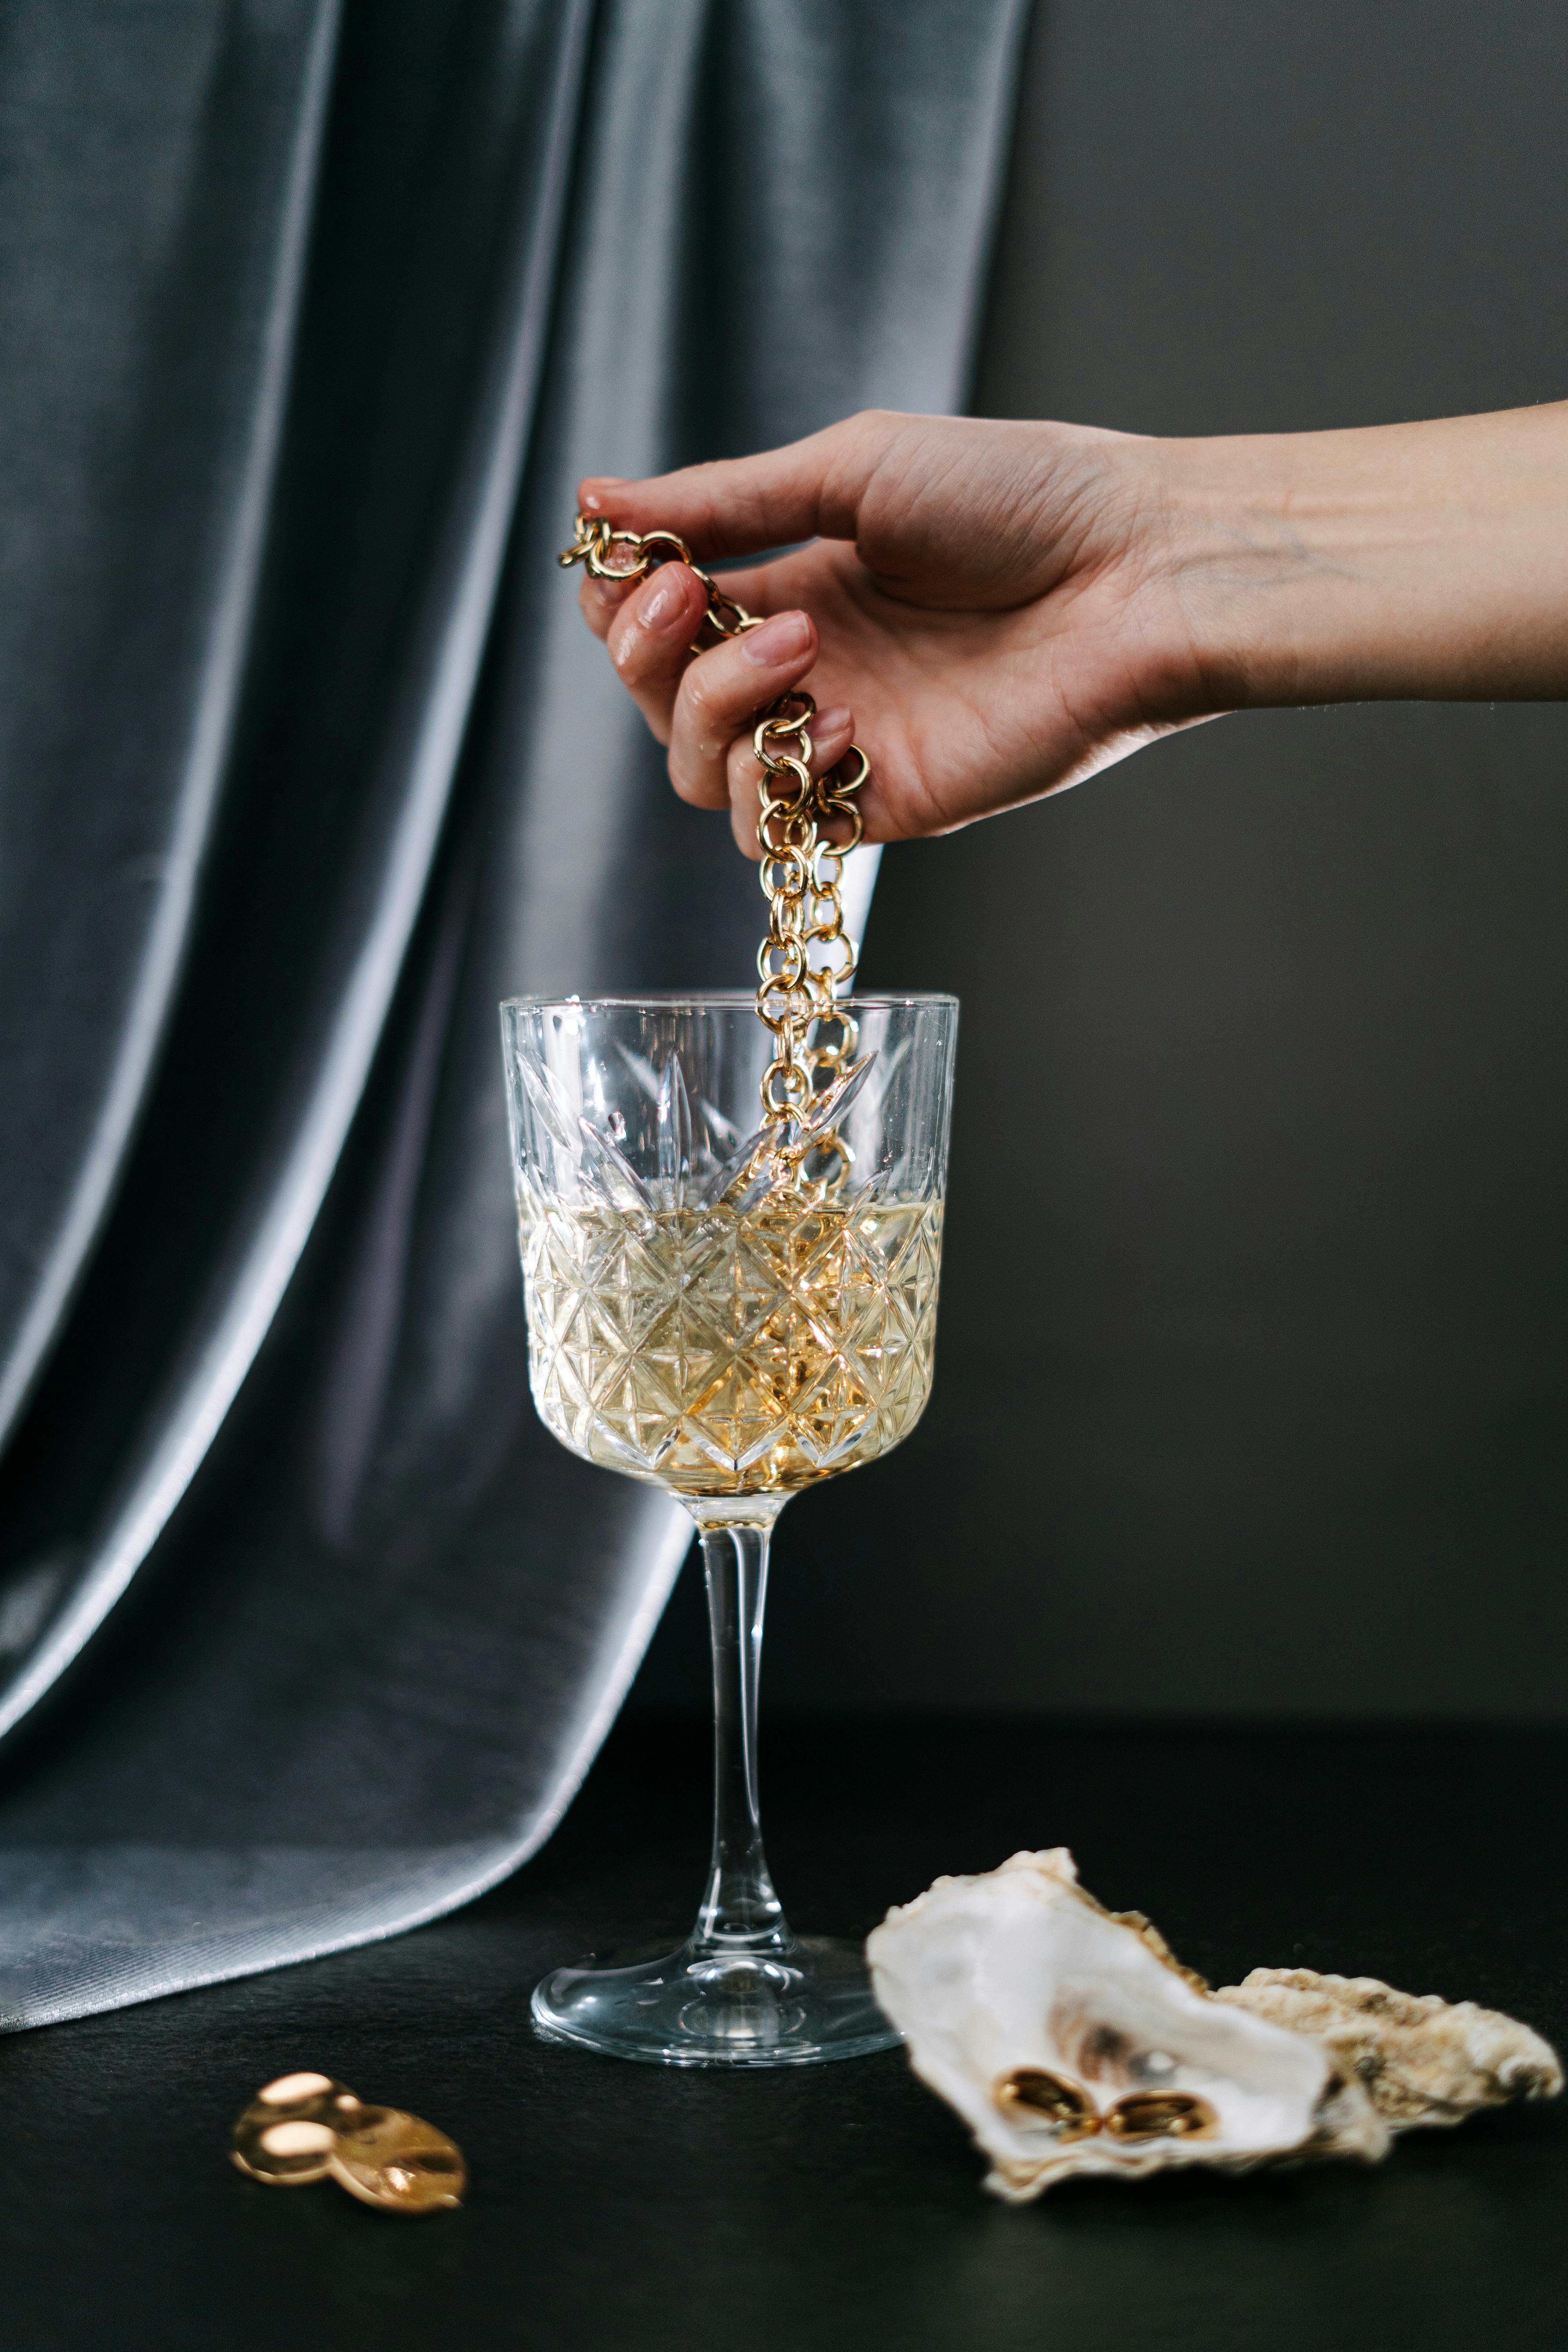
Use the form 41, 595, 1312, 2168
501, 991, 957, 2065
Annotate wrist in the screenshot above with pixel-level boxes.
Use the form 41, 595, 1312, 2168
1149, 405, 1568, 709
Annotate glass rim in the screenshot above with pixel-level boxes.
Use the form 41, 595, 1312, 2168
500, 990, 958, 1014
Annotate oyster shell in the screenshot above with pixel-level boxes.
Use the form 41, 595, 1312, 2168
866, 1850, 1387, 2200
1216, 1968, 1563, 2129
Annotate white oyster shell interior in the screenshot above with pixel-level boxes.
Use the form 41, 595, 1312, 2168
867, 1849, 1385, 2201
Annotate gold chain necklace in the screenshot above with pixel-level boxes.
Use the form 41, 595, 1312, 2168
559, 514, 867, 1182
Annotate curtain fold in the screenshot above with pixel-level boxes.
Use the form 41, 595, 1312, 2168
0, 0, 1029, 2031
0, 0, 341, 1455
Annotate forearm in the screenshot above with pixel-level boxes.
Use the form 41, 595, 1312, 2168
1156, 403, 1568, 708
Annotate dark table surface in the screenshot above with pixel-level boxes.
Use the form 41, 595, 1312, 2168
2, 1712, 1563, 2352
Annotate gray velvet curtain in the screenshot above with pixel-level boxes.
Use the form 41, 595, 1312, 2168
0, 0, 1028, 2028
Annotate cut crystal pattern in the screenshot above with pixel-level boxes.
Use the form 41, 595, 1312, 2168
521, 1191, 943, 1496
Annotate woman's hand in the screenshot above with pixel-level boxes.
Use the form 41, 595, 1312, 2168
574, 411, 1205, 856
575, 402, 1568, 854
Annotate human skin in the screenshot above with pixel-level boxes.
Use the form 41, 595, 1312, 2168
573, 403, 1568, 856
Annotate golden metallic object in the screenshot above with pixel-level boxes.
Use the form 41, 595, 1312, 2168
993, 2067, 1101, 2140
1104, 2091, 1219, 2141
230, 2073, 465, 2212
328, 2105, 468, 2214
558, 514, 764, 644
559, 513, 866, 1180
991, 2071, 1219, 2146
233, 2116, 338, 2184
230, 2072, 366, 2185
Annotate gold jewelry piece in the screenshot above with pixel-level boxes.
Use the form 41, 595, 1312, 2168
993, 2067, 1101, 2140
231, 2071, 363, 2184
560, 513, 867, 1185
992, 2068, 1220, 2145
1103, 2091, 1218, 2142
327, 2105, 468, 2214
231, 2073, 466, 2214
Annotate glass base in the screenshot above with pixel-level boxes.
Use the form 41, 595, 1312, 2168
531, 1933, 902, 2067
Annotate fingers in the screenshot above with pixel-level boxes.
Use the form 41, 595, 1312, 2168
576, 410, 906, 563
667, 608, 818, 813
593, 559, 825, 817
572, 456, 878, 858
597, 562, 710, 744
576, 566, 637, 643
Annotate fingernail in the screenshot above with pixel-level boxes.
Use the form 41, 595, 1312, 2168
813, 705, 853, 740
580, 477, 627, 514
743, 611, 811, 666
641, 574, 689, 632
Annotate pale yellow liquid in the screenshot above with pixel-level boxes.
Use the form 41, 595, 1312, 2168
522, 1192, 942, 1495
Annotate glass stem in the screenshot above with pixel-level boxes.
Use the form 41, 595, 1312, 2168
690, 1507, 791, 1955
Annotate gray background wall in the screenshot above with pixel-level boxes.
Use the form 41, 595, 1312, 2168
633, 0, 1568, 1717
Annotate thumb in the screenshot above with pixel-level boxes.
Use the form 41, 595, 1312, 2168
577, 410, 904, 562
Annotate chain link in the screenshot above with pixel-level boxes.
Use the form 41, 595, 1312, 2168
560, 513, 866, 1184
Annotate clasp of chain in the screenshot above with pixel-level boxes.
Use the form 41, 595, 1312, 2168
561, 510, 868, 1187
